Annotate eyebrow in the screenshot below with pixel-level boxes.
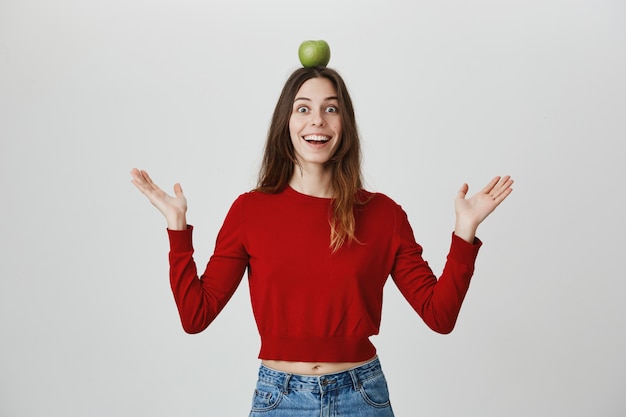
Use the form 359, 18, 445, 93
294, 96, 339, 102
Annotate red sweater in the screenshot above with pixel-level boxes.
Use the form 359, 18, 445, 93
167, 185, 481, 362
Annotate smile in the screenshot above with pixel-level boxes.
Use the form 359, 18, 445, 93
303, 135, 331, 143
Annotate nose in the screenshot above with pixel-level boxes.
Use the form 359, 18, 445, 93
310, 110, 325, 126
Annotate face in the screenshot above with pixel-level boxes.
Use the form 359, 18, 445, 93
289, 77, 343, 170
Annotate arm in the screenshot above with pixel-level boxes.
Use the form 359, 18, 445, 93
392, 215, 481, 334
130, 168, 249, 333
167, 196, 249, 333
168, 217, 248, 333
392, 175, 513, 333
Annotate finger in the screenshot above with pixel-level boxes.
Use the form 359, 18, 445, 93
140, 170, 156, 187
141, 171, 167, 195
130, 169, 149, 192
493, 186, 513, 205
493, 188, 513, 209
494, 175, 512, 189
132, 171, 165, 201
131, 177, 153, 196
481, 176, 501, 195
130, 168, 146, 185
131, 168, 151, 187
491, 176, 514, 199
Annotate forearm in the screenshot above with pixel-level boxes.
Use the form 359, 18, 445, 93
167, 221, 248, 334
393, 232, 482, 335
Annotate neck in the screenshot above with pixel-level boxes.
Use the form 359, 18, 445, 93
289, 163, 334, 198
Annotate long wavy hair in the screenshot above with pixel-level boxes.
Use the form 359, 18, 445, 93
256, 66, 367, 252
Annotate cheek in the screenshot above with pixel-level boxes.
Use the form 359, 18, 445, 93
333, 121, 343, 138
288, 125, 296, 142
288, 116, 301, 137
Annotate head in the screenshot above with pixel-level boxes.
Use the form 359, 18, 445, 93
288, 76, 343, 171
257, 66, 362, 193
257, 67, 366, 251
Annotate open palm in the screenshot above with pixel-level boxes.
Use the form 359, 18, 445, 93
455, 175, 514, 231
130, 168, 188, 230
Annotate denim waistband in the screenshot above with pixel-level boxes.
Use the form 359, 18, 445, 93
257, 356, 383, 393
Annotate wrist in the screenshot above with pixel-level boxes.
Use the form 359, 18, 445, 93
454, 220, 478, 244
166, 215, 187, 231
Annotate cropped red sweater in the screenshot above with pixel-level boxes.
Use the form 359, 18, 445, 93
167, 185, 481, 362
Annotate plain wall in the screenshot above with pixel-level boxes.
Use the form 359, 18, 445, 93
1, 0, 625, 416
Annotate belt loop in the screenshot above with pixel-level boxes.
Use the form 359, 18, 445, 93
282, 373, 291, 394
348, 369, 361, 391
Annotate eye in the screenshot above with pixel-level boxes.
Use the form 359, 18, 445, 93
325, 106, 338, 113
296, 106, 309, 113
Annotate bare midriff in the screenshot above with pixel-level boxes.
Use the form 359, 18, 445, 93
261, 356, 376, 376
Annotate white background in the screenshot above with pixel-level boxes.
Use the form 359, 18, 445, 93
1, 0, 625, 416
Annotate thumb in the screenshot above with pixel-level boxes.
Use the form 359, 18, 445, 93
457, 183, 469, 199
173, 183, 184, 198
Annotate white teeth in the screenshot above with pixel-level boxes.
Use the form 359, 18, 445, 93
303, 135, 330, 142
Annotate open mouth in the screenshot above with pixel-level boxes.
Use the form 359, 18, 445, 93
303, 135, 331, 144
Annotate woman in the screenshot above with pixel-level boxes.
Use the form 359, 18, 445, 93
131, 66, 513, 416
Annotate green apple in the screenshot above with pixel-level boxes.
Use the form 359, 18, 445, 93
298, 40, 331, 68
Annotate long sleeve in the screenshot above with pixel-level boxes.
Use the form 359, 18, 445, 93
390, 205, 482, 334
167, 196, 249, 334
164, 188, 483, 361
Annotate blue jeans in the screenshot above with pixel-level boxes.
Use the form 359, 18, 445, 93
249, 357, 395, 416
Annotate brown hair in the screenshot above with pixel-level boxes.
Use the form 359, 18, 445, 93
256, 66, 367, 251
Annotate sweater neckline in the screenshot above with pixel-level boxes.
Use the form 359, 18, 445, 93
284, 185, 333, 203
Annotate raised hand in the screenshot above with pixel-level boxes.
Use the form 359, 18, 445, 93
453, 175, 514, 243
130, 168, 188, 230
